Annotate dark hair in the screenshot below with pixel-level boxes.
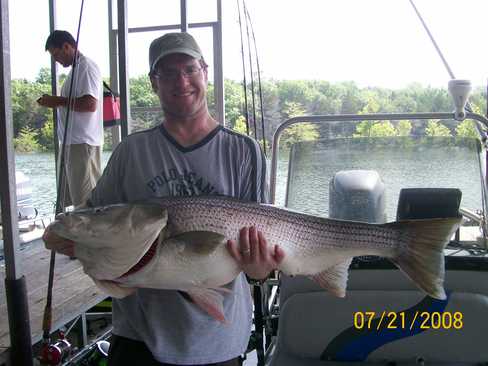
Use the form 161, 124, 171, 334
45, 30, 76, 51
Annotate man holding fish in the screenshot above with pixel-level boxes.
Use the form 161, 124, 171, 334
44, 31, 461, 366
43, 32, 284, 365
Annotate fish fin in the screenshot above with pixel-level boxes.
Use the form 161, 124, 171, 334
92, 278, 136, 299
178, 287, 231, 303
186, 287, 228, 323
309, 258, 352, 297
388, 217, 462, 300
211, 286, 233, 294
168, 231, 226, 256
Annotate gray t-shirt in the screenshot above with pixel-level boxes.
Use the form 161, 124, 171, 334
89, 123, 268, 364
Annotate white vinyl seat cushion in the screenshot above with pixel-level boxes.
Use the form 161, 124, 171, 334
268, 290, 488, 365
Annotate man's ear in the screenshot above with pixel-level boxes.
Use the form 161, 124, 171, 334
62, 42, 72, 53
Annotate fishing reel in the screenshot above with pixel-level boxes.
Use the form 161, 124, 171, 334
85, 340, 110, 366
38, 332, 73, 365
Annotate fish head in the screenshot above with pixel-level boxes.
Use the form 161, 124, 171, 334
50, 203, 168, 243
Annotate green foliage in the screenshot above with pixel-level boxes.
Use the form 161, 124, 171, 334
232, 115, 248, 134
279, 101, 319, 147
37, 115, 55, 151
10, 69, 488, 152
129, 75, 159, 107
360, 91, 382, 114
396, 120, 412, 136
456, 120, 480, 139
354, 120, 413, 137
425, 120, 452, 137
469, 86, 486, 115
282, 101, 306, 120
14, 127, 40, 152
11, 78, 51, 136
369, 121, 397, 137
354, 121, 396, 137
281, 123, 320, 148
223, 79, 244, 127
35, 67, 52, 84
353, 121, 374, 137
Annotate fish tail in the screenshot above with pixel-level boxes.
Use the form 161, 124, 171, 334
388, 217, 462, 300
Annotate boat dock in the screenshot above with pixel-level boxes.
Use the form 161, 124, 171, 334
0, 238, 106, 363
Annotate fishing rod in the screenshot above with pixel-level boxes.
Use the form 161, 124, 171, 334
241, 7, 267, 366
408, 0, 475, 115
244, 4, 267, 154
40, 1, 85, 363
236, 0, 250, 135
243, 0, 258, 140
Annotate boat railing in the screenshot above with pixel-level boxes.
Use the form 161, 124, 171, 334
459, 206, 484, 223
270, 111, 488, 203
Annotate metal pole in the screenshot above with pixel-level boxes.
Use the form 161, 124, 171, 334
408, 0, 455, 79
180, 0, 188, 32
0, 0, 33, 364
48, 0, 59, 171
485, 79, 488, 185
213, 0, 225, 125
108, 0, 121, 147
126, 21, 215, 34
117, 0, 130, 138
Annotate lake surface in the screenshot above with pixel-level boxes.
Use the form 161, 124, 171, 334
14, 152, 111, 216
12, 136, 485, 221
283, 137, 484, 221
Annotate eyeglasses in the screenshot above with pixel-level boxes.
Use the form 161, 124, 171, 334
153, 65, 205, 81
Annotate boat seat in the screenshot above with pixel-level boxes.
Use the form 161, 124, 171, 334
268, 288, 488, 365
396, 188, 462, 220
267, 184, 487, 365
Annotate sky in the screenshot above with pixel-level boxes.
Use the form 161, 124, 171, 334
8, 0, 488, 89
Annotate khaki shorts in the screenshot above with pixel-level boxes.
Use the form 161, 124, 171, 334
63, 143, 102, 208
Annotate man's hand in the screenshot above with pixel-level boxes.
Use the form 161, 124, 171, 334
226, 226, 285, 280
37, 94, 64, 108
42, 227, 75, 257
37, 94, 97, 112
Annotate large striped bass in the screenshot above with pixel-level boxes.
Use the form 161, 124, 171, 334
47, 195, 462, 322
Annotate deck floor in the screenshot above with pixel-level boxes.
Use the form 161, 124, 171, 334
0, 238, 107, 359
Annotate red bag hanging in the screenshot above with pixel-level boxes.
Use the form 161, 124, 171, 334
103, 81, 120, 128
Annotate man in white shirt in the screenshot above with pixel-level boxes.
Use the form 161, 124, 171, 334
38, 30, 103, 208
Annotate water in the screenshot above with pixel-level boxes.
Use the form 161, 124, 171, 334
282, 137, 484, 221
13, 152, 111, 216
12, 136, 485, 219
14, 153, 58, 215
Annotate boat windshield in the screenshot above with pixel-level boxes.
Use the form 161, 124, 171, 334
275, 116, 487, 260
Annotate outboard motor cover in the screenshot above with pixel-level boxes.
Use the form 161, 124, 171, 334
329, 170, 386, 223
0, 171, 37, 223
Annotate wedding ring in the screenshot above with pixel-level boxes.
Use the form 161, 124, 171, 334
241, 248, 251, 254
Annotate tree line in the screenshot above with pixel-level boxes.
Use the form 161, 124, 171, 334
13, 67, 486, 153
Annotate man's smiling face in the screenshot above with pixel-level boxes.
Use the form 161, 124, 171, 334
150, 53, 208, 120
